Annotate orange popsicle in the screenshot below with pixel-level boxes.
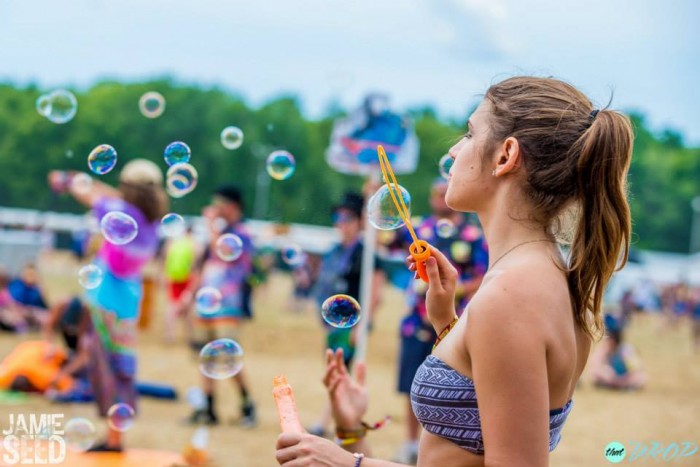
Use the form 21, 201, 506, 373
273, 375, 304, 433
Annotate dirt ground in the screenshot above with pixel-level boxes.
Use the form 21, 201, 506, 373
1, 251, 699, 467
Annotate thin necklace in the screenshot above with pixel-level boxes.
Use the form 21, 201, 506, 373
488, 239, 554, 270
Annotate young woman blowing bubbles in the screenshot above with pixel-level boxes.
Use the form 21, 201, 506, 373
275, 76, 634, 467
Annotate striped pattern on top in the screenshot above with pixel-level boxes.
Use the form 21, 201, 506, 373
410, 355, 574, 455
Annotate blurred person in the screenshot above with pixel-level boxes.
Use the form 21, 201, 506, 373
162, 225, 199, 343
589, 314, 647, 391
185, 185, 257, 427
691, 286, 700, 354
275, 76, 634, 466
306, 191, 385, 438
0, 266, 26, 332
48, 159, 168, 452
393, 179, 488, 464
6, 263, 48, 329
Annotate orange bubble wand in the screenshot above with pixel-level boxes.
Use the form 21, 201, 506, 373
377, 145, 430, 283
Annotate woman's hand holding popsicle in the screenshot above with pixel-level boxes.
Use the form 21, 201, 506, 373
407, 244, 459, 332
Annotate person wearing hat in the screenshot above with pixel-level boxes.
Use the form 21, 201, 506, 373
48, 159, 168, 452
184, 185, 258, 428
306, 191, 385, 438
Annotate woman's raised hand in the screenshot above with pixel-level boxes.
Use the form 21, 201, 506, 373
322, 348, 368, 431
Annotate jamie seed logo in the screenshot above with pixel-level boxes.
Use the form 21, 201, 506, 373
2, 414, 66, 464
605, 441, 699, 463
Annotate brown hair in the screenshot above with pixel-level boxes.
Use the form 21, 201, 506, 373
120, 182, 169, 223
484, 77, 633, 340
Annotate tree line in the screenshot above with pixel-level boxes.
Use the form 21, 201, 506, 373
0, 80, 697, 253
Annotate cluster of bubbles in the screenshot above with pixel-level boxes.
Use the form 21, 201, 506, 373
139, 91, 166, 119
198, 338, 244, 379
36, 90, 78, 124
78, 264, 103, 290
107, 403, 136, 432
166, 163, 198, 198
438, 154, 454, 180
195, 286, 222, 315
367, 184, 411, 231
215, 233, 244, 261
161, 213, 186, 237
100, 211, 139, 245
87, 144, 118, 175
164, 141, 191, 166
266, 150, 296, 180
321, 294, 362, 328
63, 418, 96, 452
221, 126, 244, 150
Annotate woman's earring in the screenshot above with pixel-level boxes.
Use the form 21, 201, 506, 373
491, 169, 497, 176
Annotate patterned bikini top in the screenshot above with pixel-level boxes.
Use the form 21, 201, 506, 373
411, 355, 574, 455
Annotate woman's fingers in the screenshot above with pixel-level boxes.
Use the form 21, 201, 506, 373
275, 445, 298, 465
276, 432, 303, 449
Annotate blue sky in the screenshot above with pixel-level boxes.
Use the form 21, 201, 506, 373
1, 0, 698, 145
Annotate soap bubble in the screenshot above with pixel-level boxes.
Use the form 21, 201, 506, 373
199, 338, 244, 379
321, 294, 362, 328
107, 403, 135, 433
195, 287, 222, 315
281, 244, 304, 267
44, 90, 78, 124
221, 126, 244, 150
439, 154, 454, 180
161, 213, 186, 237
71, 173, 93, 195
367, 184, 410, 231
436, 218, 457, 238
215, 233, 244, 261
139, 91, 165, 118
166, 163, 198, 198
164, 141, 191, 166
87, 144, 118, 175
100, 211, 138, 245
78, 264, 103, 290
266, 150, 296, 180
36, 94, 51, 117
64, 418, 96, 452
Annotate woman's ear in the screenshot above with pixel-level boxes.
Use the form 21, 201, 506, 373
493, 137, 521, 177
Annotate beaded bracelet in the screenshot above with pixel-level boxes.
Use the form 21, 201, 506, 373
353, 452, 365, 466
432, 315, 459, 351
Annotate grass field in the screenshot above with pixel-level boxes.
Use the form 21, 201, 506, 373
1, 251, 699, 466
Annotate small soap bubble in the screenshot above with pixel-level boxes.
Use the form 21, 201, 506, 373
87, 144, 118, 175
435, 218, 457, 238
281, 244, 304, 267
367, 184, 411, 231
78, 264, 103, 289
107, 403, 135, 433
321, 294, 362, 328
161, 213, 186, 237
220, 126, 244, 150
164, 141, 191, 166
66, 149, 74, 158
64, 418, 96, 452
36, 94, 51, 117
199, 338, 244, 380
215, 233, 244, 261
195, 286, 222, 315
166, 163, 198, 198
266, 150, 296, 180
44, 90, 78, 124
71, 173, 93, 195
100, 211, 138, 245
439, 154, 454, 180
139, 91, 166, 118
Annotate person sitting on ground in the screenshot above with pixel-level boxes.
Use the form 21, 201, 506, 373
589, 314, 647, 391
